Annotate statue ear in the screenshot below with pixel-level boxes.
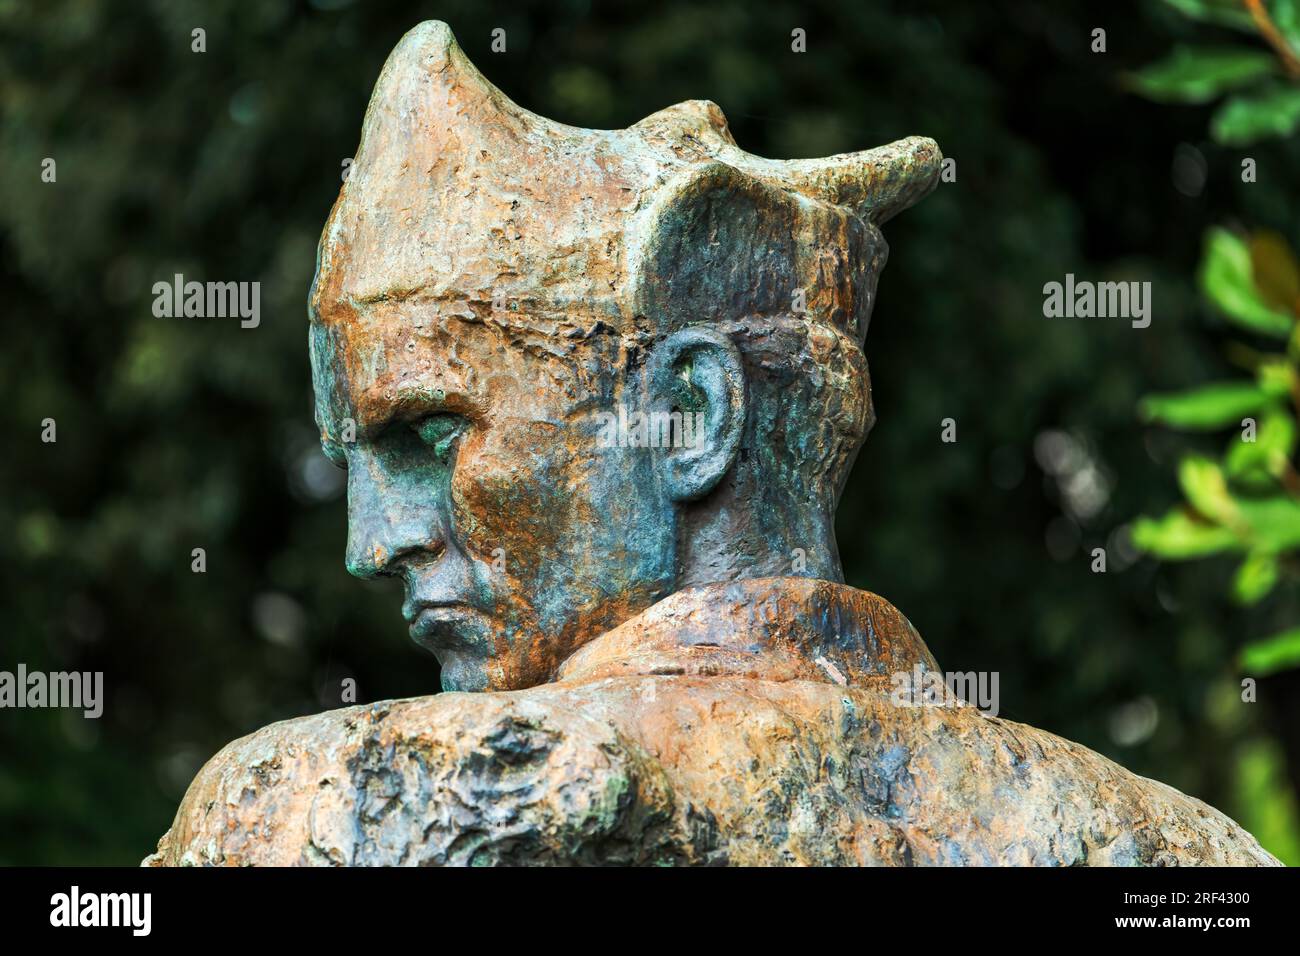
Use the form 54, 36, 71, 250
648, 327, 746, 502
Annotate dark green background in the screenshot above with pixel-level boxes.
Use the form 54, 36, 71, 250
2, 0, 1297, 864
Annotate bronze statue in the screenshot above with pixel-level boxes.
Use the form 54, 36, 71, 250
147, 21, 1278, 866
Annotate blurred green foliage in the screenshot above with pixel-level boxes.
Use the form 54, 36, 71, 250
1, 0, 1298, 865
1129, 1, 1300, 859
1129, 0, 1300, 143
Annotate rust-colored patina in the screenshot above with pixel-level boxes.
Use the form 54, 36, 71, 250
148, 21, 1278, 866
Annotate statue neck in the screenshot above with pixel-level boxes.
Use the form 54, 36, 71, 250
675, 469, 843, 587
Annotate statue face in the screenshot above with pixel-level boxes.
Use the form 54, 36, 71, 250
309, 309, 676, 692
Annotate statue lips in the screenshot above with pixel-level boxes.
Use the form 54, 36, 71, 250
404, 601, 493, 659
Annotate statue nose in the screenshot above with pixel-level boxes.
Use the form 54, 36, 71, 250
347, 539, 402, 579
346, 504, 447, 580
343, 451, 447, 580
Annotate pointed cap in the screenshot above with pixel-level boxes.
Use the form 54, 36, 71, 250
310, 20, 941, 345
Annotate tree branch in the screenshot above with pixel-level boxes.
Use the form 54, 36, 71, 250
1245, 0, 1300, 79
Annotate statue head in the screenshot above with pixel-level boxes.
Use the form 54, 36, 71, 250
308, 21, 940, 692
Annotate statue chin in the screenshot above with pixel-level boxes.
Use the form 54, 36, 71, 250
144, 20, 1279, 868
435, 654, 487, 695
408, 607, 495, 691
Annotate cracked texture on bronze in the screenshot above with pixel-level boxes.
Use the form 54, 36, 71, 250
147, 582, 1275, 866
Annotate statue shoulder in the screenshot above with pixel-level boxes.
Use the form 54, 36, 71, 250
544, 676, 1282, 866
917, 705, 1282, 866
145, 674, 1280, 867
662, 678, 1282, 866
144, 689, 703, 866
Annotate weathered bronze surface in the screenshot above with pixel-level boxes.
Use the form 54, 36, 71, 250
148, 21, 1278, 866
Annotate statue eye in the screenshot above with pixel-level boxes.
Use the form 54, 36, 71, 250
414, 413, 467, 460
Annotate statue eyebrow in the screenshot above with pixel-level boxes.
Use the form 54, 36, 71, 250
351, 383, 486, 440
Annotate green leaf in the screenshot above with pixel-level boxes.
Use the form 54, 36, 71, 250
1275, 0, 1300, 52
1161, 0, 1257, 32
1130, 508, 1241, 559
1249, 230, 1300, 315
1126, 46, 1277, 103
1234, 493, 1300, 550
1199, 228, 1295, 337
1139, 381, 1277, 429
1211, 85, 1300, 145
1256, 358, 1295, 399
1179, 455, 1239, 524
1225, 408, 1297, 482
1232, 550, 1280, 604
1240, 626, 1300, 676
